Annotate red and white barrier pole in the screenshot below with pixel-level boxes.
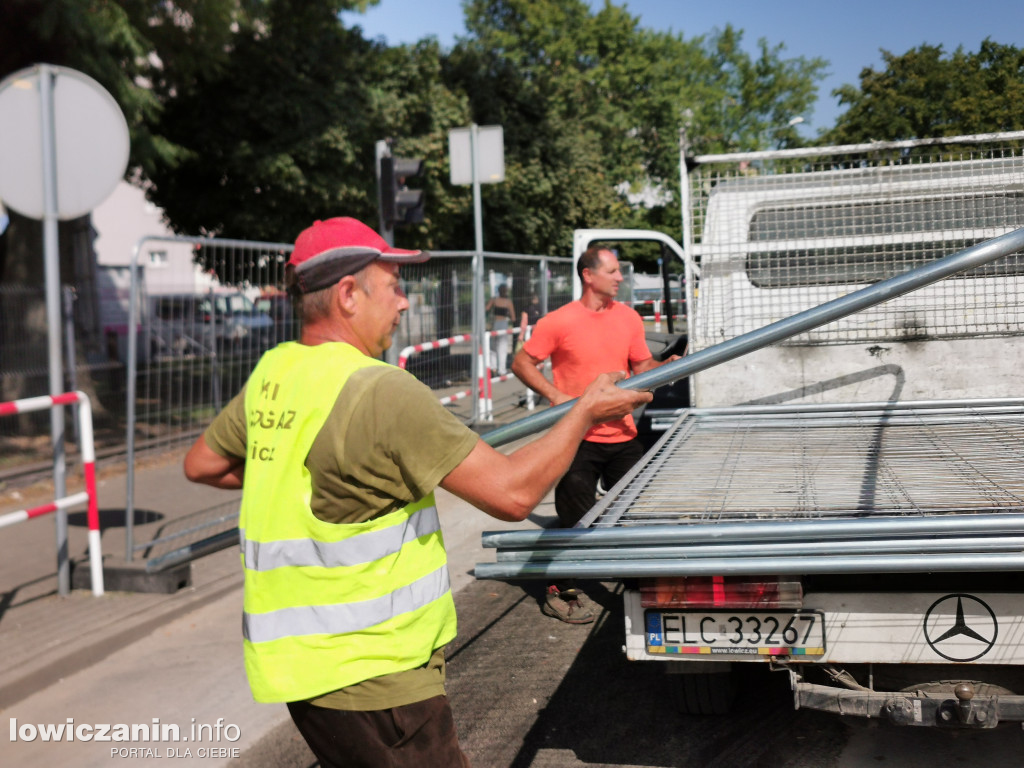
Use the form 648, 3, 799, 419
397, 333, 474, 370
0, 392, 104, 596
477, 343, 489, 419
439, 389, 473, 406
399, 328, 535, 417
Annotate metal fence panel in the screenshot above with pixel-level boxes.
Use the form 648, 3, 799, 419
684, 133, 1024, 408
125, 236, 292, 462
687, 137, 1024, 351
115, 238, 569, 560
1, 231, 571, 562
393, 251, 573, 422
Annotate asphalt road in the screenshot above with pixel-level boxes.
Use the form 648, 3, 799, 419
245, 574, 1024, 767
6, 435, 1024, 767
444, 578, 1024, 768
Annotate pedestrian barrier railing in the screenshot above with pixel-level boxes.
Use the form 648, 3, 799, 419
439, 388, 474, 407
632, 299, 663, 330
0, 391, 104, 596
631, 299, 685, 332
398, 334, 481, 413
397, 333, 474, 370
480, 326, 535, 420
399, 330, 538, 422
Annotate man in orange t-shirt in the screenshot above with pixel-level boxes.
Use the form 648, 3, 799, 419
512, 246, 679, 623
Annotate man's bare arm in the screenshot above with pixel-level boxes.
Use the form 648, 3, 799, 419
440, 372, 651, 521
510, 347, 573, 405
184, 436, 245, 489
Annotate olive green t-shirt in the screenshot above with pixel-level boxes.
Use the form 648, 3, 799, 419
203, 355, 480, 710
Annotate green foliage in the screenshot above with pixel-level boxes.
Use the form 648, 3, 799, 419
365, 41, 473, 252
688, 25, 824, 154
1, 0, 827, 276
446, 0, 825, 264
1, 0, 163, 171
825, 40, 1024, 143
146, 1, 383, 243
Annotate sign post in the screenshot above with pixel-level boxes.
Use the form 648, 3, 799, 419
448, 125, 504, 425
0, 65, 129, 589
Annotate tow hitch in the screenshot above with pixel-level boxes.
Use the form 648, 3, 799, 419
884, 683, 998, 728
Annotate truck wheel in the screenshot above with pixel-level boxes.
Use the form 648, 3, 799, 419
676, 672, 736, 715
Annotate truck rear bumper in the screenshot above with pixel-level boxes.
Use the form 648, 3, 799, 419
794, 681, 1024, 728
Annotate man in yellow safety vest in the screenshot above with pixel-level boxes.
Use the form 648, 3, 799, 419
183, 216, 650, 767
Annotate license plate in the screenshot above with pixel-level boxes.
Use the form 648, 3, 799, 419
645, 610, 826, 658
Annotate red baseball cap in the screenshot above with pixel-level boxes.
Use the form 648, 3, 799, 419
287, 217, 428, 294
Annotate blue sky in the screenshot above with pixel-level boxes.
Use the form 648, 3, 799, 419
341, 0, 1022, 136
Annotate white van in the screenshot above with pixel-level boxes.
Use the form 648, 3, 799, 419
149, 290, 273, 358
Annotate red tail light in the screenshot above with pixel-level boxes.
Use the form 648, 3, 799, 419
639, 576, 802, 610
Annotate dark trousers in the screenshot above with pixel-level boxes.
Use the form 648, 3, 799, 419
554, 438, 644, 528
287, 695, 471, 768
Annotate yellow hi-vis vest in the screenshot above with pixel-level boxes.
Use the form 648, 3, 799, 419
239, 341, 456, 703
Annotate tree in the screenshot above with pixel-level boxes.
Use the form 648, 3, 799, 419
356, 40, 472, 253
147, 1, 381, 249
444, 0, 826, 264
692, 25, 825, 154
145, 2, 473, 265
824, 40, 1024, 143
0, 1, 379, 408
0, 0, 196, 408
1, 1, 385, 282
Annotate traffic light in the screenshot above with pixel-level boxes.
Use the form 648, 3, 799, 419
380, 156, 425, 226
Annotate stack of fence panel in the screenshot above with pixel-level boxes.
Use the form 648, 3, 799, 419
477, 400, 1024, 581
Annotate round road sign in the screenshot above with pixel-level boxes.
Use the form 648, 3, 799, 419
0, 64, 129, 220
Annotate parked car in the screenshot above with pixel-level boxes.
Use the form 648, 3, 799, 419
256, 290, 299, 345
150, 290, 273, 358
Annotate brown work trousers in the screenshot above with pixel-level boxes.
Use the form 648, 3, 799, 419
287, 695, 471, 768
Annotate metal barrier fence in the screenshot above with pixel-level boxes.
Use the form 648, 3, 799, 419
391, 250, 573, 414
114, 235, 571, 562
0, 391, 103, 596
685, 134, 1024, 352
398, 333, 478, 416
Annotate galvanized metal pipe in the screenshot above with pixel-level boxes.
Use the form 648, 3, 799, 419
483, 227, 1024, 448
474, 552, 1024, 581
145, 527, 238, 573
481, 512, 1024, 550
692, 397, 1024, 417
494, 535, 1024, 562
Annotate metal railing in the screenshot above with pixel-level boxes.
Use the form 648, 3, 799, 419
0, 392, 103, 595
113, 236, 570, 564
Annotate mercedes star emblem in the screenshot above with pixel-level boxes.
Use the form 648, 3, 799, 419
923, 593, 998, 662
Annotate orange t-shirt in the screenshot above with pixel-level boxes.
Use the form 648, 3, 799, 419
523, 300, 651, 442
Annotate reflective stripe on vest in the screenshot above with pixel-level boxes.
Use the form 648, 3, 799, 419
241, 504, 441, 572
243, 563, 451, 644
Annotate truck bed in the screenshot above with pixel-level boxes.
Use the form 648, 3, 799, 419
477, 398, 1024, 582
580, 398, 1024, 528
